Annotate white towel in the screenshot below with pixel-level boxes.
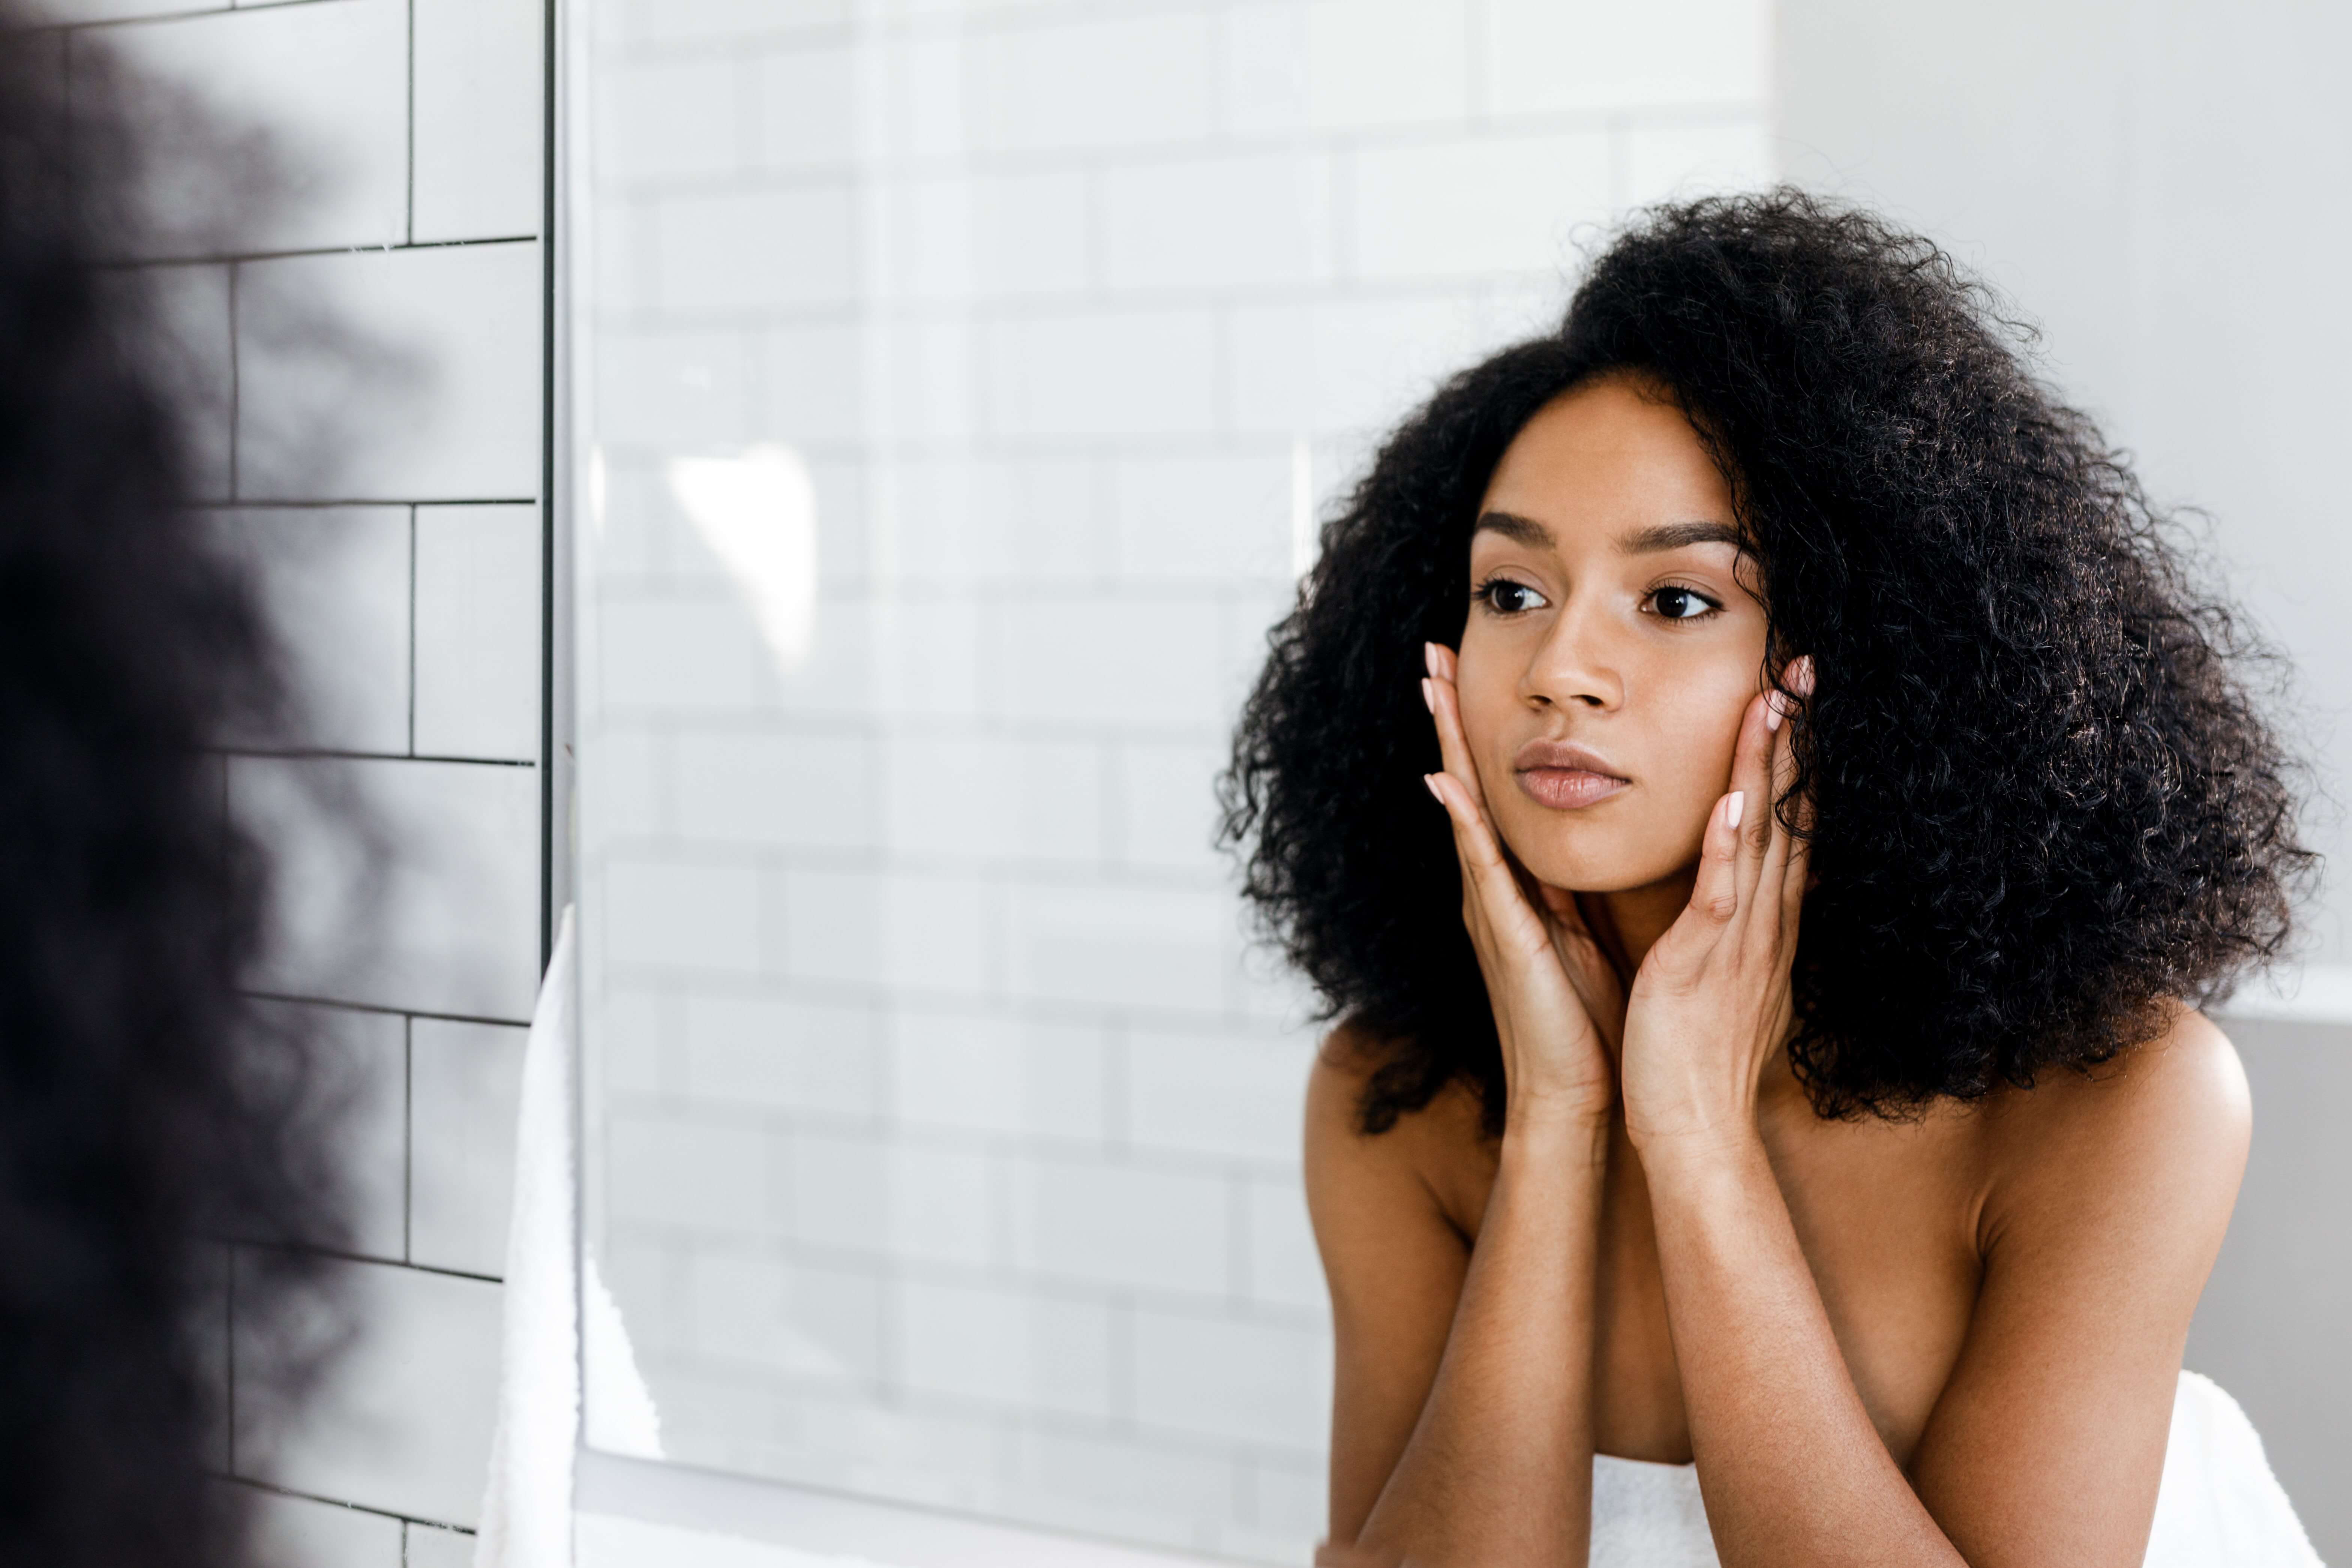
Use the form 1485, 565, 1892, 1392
472, 907, 583, 1568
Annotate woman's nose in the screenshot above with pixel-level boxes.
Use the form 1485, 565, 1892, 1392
1520, 597, 1621, 710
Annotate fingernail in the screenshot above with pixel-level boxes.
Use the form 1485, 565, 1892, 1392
1791, 655, 1815, 697
1423, 642, 1441, 678
1420, 677, 1435, 713
1725, 791, 1745, 830
1424, 774, 1444, 804
1765, 692, 1784, 733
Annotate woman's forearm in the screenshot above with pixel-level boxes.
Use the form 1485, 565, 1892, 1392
1643, 1134, 1966, 1568
1356, 1114, 1610, 1568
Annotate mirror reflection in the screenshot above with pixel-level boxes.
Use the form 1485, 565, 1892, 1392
573, 3, 2346, 1565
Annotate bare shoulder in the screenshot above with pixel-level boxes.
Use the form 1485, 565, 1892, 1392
1981, 1004, 2251, 1229
1306, 1019, 1494, 1239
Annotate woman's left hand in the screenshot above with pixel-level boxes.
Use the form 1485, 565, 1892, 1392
1620, 658, 1813, 1161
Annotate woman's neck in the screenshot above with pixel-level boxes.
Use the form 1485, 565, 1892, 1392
1576, 870, 1699, 989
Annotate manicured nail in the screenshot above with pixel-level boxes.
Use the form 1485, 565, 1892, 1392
1420, 677, 1434, 713
1791, 655, 1815, 697
1424, 774, 1444, 804
1424, 642, 1441, 678
1725, 791, 1745, 830
1765, 692, 1784, 733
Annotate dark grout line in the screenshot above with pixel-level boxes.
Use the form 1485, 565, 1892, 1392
98, 233, 540, 271
233, 1234, 504, 1287
214, 745, 536, 766
242, 990, 532, 1031
219, 1474, 480, 1535
194, 496, 540, 509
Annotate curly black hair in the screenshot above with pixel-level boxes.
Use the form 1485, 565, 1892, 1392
0, 15, 361, 1568
1221, 189, 2314, 1136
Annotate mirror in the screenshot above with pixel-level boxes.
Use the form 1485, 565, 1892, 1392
568, 2, 2352, 1562
569, 0, 1768, 1557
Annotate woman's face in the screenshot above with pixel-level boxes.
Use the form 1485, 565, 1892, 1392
1456, 374, 1770, 894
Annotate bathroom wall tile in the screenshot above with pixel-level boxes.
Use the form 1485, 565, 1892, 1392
889, 1007, 1107, 1144
96, 0, 407, 255
896, 1278, 1115, 1418
1108, 453, 1293, 586
248, 1487, 404, 1568
215, 506, 411, 755
1226, 293, 1518, 438
412, 0, 545, 242
409, 1019, 529, 1277
750, 320, 864, 446
1001, 880, 1230, 1014
1109, 739, 1226, 874
1009, 1154, 1228, 1297
781, 867, 990, 996
1486, 0, 1769, 115
972, 12, 1215, 156
254, 1000, 408, 1261
594, 593, 771, 715
1350, 131, 1613, 282
981, 308, 1220, 440
42, 0, 215, 21
652, 184, 858, 315
607, 1110, 771, 1234
1124, 1024, 1314, 1166
236, 242, 544, 503
598, 56, 741, 187
1101, 150, 1335, 293
601, 855, 764, 974
681, 990, 884, 1119
613, 0, 845, 47
891, 168, 1090, 303
878, 731, 1103, 867
1620, 120, 1778, 210
1245, 1174, 1328, 1313
403, 1522, 479, 1568
140, 263, 233, 500
783, 1131, 995, 1269
1299, 0, 1470, 132
599, 327, 758, 450
236, 1255, 502, 1529
986, 594, 1224, 728
414, 504, 542, 762
1130, 1308, 1330, 1451
232, 755, 542, 1020
673, 728, 878, 852
685, 1250, 883, 1383
750, 43, 861, 174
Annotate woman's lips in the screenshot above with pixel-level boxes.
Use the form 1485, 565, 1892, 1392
1515, 767, 1631, 809
1512, 739, 1631, 810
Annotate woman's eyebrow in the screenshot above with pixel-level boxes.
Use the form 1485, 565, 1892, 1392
1471, 509, 1553, 546
1618, 520, 1745, 555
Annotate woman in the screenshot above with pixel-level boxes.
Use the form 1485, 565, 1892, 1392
1223, 192, 2321, 1567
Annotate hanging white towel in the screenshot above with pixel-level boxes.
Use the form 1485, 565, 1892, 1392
472, 906, 582, 1568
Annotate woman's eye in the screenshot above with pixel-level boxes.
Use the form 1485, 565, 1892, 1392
1477, 579, 1548, 614
1647, 585, 1720, 621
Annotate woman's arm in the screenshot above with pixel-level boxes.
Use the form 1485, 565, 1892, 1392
1641, 1014, 2244, 1568
1624, 671, 2247, 1568
1346, 1098, 1610, 1565
1308, 1051, 1610, 1565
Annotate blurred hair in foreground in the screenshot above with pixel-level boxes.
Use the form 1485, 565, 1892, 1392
0, 9, 370, 1566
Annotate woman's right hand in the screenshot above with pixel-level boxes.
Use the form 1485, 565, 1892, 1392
1422, 641, 1622, 1132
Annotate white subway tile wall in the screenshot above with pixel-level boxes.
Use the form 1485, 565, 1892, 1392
50, 0, 551, 1545
578, 0, 1771, 1559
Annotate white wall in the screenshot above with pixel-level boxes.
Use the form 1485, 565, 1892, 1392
42, 0, 551, 1556
576, 0, 1772, 1560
